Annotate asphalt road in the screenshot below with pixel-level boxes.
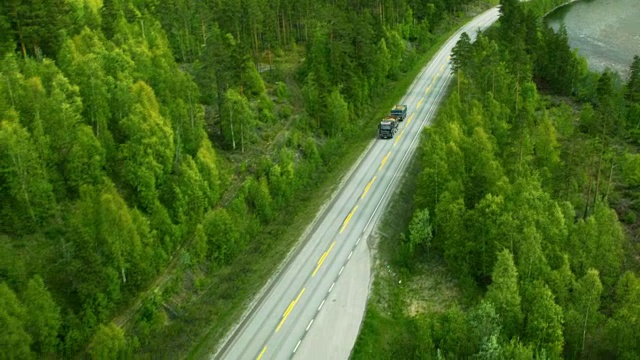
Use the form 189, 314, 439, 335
214, 7, 501, 360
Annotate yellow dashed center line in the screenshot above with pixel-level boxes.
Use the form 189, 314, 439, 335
340, 205, 358, 234
394, 129, 404, 146
423, 71, 441, 95
407, 113, 415, 125
276, 288, 306, 332
258, 58, 455, 358
361, 176, 377, 200
313, 241, 336, 277
256, 346, 267, 360
379, 152, 391, 171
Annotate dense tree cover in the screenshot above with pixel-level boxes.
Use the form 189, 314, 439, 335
0, 0, 494, 356
354, 0, 640, 359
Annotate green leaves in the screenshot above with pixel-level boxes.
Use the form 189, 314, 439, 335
221, 88, 255, 151
486, 250, 522, 339
323, 88, 349, 136
117, 81, 174, 209
626, 55, 640, 104
0, 119, 55, 232
246, 176, 274, 223
23, 276, 61, 354
451, 32, 472, 74
202, 208, 241, 264
65, 182, 145, 320
564, 269, 603, 358
408, 208, 433, 256
569, 203, 625, 289
522, 281, 564, 359
88, 323, 127, 359
605, 272, 640, 358
405, 5, 639, 359
0, 283, 33, 359
536, 25, 582, 96
66, 125, 106, 193
5, 0, 71, 59
195, 138, 221, 206
372, 38, 391, 87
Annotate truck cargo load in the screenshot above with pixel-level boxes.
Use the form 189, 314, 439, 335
390, 105, 407, 121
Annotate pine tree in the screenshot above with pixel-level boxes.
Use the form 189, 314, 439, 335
486, 249, 522, 339
564, 269, 603, 358
23, 275, 61, 355
0, 283, 33, 358
0, 118, 55, 233
523, 281, 564, 359
605, 272, 640, 358
625, 55, 640, 104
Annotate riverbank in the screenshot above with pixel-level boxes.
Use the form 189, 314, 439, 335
542, 0, 578, 17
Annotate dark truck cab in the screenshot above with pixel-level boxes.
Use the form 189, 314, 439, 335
378, 117, 398, 139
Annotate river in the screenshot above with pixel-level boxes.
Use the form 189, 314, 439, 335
545, 0, 640, 79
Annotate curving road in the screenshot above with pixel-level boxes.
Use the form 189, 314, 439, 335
214, 7, 501, 360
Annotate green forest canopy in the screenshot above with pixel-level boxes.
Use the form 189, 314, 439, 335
353, 0, 640, 358
0, 0, 498, 357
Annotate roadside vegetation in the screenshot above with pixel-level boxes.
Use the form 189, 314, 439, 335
353, 0, 640, 359
0, 0, 501, 357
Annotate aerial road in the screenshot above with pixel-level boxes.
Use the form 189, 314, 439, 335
214, 6, 502, 360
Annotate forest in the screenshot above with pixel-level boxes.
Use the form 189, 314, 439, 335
0, 0, 502, 357
353, 0, 640, 359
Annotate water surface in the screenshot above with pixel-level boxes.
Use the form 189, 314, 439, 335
545, 0, 640, 78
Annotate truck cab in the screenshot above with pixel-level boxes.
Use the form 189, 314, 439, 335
379, 118, 398, 139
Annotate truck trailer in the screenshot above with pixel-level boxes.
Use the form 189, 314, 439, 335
390, 105, 407, 121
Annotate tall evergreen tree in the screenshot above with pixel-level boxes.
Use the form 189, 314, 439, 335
0, 118, 55, 233
23, 275, 61, 355
523, 281, 564, 359
626, 55, 640, 104
486, 249, 522, 339
0, 283, 33, 358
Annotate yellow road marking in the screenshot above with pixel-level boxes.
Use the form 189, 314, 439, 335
313, 241, 336, 277
440, 63, 445, 71
257, 346, 267, 360
394, 130, 404, 146
340, 205, 358, 233
424, 71, 442, 94
417, 98, 424, 109
379, 152, 391, 171
361, 176, 377, 200
407, 113, 415, 125
276, 288, 306, 332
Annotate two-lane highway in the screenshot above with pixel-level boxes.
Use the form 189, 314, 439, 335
215, 7, 501, 360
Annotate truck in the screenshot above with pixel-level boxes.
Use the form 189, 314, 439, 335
390, 104, 407, 121
379, 117, 398, 139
